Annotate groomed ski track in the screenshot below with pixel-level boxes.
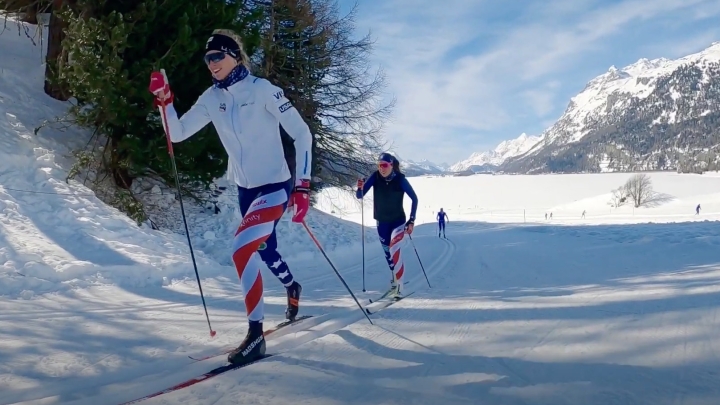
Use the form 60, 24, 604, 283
9, 234, 455, 405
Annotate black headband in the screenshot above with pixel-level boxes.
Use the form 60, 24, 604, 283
205, 34, 240, 59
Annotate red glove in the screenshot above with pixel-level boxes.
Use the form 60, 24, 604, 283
357, 178, 364, 190
149, 70, 174, 107
289, 179, 310, 223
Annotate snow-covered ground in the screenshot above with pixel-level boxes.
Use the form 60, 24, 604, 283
318, 171, 720, 227
3, 18, 720, 405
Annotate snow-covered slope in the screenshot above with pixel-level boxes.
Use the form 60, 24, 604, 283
503, 41, 720, 173
450, 133, 540, 172
538, 43, 720, 149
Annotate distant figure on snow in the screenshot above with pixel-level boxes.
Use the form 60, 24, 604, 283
357, 153, 418, 296
581, 210, 586, 219
437, 208, 449, 238
696, 204, 701, 215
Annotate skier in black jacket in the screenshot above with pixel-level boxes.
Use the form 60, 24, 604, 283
356, 153, 418, 294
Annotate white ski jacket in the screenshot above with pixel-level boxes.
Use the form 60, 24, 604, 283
161, 74, 312, 189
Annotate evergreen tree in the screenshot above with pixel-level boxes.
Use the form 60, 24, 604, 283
56, 0, 261, 194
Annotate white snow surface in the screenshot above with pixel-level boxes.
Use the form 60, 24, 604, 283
450, 133, 541, 172
3, 18, 720, 405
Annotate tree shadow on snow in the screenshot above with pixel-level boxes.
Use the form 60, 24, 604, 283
259, 219, 720, 404
6, 187, 138, 267
643, 192, 674, 207
270, 326, 720, 405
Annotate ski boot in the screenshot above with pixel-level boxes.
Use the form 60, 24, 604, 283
285, 281, 302, 321
389, 277, 401, 295
228, 321, 266, 365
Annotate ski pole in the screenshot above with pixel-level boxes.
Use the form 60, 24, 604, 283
157, 74, 216, 338
302, 220, 373, 325
360, 195, 366, 292
407, 234, 431, 288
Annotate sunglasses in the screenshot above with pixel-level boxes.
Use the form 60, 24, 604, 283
378, 161, 392, 169
204, 52, 227, 64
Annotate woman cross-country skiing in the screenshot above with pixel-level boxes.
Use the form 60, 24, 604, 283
148, 29, 313, 366
356, 153, 418, 295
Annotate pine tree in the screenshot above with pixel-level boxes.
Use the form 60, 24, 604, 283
55, 0, 261, 190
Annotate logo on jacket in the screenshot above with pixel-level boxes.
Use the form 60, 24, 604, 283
219, 103, 226, 112
279, 101, 292, 113
273, 91, 284, 101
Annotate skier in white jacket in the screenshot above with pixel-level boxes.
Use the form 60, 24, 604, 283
149, 29, 313, 366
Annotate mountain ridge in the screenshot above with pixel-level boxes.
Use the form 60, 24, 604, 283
502, 41, 720, 174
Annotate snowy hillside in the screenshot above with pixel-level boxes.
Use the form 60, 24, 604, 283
503, 41, 720, 173
450, 133, 540, 172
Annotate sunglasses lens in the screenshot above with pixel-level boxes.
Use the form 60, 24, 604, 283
204, 52, 226, 64
378, 162, 390, 169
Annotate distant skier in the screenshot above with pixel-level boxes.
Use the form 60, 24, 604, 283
581, 210, 586, 219
696, 204, 701, 215
149, 30, 312, 366
356, 153, 418, 295
437, 208, 448, 238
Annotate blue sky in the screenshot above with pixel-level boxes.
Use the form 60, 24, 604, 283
338, 0, 720, 165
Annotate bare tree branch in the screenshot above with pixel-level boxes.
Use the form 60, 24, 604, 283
254, 0, 393, 191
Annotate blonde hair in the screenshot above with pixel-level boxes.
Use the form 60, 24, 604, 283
212, 29, 251, 68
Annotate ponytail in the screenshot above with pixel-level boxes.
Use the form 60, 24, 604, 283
392, 158, 401, 173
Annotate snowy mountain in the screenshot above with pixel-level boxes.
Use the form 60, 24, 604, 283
402, 159, 448, 176
450, 133, 541, 172
501, 42, 720, 174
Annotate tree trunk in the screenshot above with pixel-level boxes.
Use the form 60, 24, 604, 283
43, 0, 69, 100
110, 136, 134, 189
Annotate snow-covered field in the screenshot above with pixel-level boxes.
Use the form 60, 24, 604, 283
318, 171, 720, 227
3, 18, 720, 405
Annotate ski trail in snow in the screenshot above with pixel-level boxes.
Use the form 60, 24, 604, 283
126, 221, 720, 405
3, 238, 454, 405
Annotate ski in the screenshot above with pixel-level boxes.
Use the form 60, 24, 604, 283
367, 286, 397, 304
120, 292, 415, 404
367, 280, 408, 304
187, 315, 313, 361
365, 291, 416, 315
119, 354, 275, 405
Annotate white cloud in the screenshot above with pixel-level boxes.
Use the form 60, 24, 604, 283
522, 82, 561, 118
350, 0, 720, 164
